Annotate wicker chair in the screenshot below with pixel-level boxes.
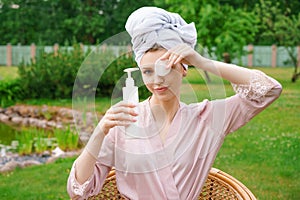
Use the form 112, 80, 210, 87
88, 168, 256, 200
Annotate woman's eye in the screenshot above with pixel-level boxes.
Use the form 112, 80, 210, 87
143, 70, 153, 75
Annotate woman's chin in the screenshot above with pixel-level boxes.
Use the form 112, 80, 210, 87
152, 93, 178, 103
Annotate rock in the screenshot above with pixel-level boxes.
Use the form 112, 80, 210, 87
41, 105, 49, 113
41, 150, 51, 157
79, 132, 91, 144
46, 121, 57, 127
11, 116, 23, 124
10, 140, 19, 150
0, 160, 21, 173
64, 150, 81, 158
56, 123, 63, 129
59, 108, 73, 119
21, 160, 41, 168
21, 117, 29, 126
33, 108, 41, 118
36, 119, 47, 128
0, 146, 6, 157
52, 147, 65, 157
0, 113, 9, 122
28, 117, 39, 126
4, 108, 13, 115
46, 156, 58, 164
85, 112, 97, 127
16, 105, 30, 117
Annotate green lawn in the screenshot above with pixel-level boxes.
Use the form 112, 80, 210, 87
0, 157, 76, 200
0, 66, 19, 81
0, 67, 299, 199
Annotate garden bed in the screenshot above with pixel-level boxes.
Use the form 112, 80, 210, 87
0, 104, 101, 173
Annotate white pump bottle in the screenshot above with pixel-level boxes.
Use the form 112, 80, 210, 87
123, 67, 139, 104
123, 68, 139, 137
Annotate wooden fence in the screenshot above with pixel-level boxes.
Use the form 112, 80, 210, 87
0, 43, 299, 67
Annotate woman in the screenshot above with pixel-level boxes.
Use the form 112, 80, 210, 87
67, 7, 282, 200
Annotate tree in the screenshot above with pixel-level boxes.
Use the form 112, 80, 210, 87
254, 0, 300, 82
0, 0, 155, 45
154, 0, 258, 64
275, 14, 300, 82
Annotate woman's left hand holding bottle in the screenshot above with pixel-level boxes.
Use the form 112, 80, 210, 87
98, 101, 138, 136
75, 101, 138, 185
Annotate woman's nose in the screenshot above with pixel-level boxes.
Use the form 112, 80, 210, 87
153, 73, 164, 84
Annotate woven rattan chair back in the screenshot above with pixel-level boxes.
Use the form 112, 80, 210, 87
88, 168, 256, 200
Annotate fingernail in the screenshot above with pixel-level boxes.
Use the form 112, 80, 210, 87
132, 112, 138, 116
132, 117, 137, 122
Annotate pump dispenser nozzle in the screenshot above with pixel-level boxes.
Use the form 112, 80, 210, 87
124, 67, 139, 87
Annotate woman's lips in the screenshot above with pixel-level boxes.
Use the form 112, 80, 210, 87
154, 86, 168, 93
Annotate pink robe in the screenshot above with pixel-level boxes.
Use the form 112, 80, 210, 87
67, 70, 282, 200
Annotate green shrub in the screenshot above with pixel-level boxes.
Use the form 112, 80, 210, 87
17, 44, 150, 101
0, 79, 24, 107
18, 43, 87, 99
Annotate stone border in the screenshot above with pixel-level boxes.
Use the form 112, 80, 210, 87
0, 149, 81, 173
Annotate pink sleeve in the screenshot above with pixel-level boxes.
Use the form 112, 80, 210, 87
67, 161, 111, 200
67, 134, 115, 199
208, 70, 282, 135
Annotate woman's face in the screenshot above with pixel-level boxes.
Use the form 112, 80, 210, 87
140, 49, 186, 102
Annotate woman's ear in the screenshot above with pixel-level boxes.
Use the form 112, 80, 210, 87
182, 69, 187, 77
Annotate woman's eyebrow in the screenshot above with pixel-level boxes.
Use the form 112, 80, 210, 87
140, 64, 154, 69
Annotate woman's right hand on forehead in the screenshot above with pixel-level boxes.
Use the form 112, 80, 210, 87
98, 101, 138, 135
159, 43, 203, 69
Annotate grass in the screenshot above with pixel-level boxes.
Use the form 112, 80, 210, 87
0, 66, 299, 199
0, 66, 19, 81
18, 97, 112, 115
0, 157, 76, 200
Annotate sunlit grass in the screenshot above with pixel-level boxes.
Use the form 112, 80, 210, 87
0, 157, 75, 199
0, 66, 19, 81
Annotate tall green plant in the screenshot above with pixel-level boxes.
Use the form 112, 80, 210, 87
34, 130, 51, 154
53, 127, 79, 151
16, 129, 35, 155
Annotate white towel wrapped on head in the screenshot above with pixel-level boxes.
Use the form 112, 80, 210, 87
125, 7, 197, 68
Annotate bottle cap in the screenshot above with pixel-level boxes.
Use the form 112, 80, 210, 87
124, 67, 139, 87
155, 59, 171, 76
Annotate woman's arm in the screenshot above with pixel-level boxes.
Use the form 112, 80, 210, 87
160, 43, 256, 85
70, 101, 138, 184
161, 44, 282, 137
74, 126, 106, 184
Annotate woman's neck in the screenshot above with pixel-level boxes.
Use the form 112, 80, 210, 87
149, 96, 180, 123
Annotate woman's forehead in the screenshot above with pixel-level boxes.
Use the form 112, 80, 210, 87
140, 63, 155, 68
141, 49, 167, 63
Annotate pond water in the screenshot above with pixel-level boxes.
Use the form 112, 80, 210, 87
0, 122, 18, 145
